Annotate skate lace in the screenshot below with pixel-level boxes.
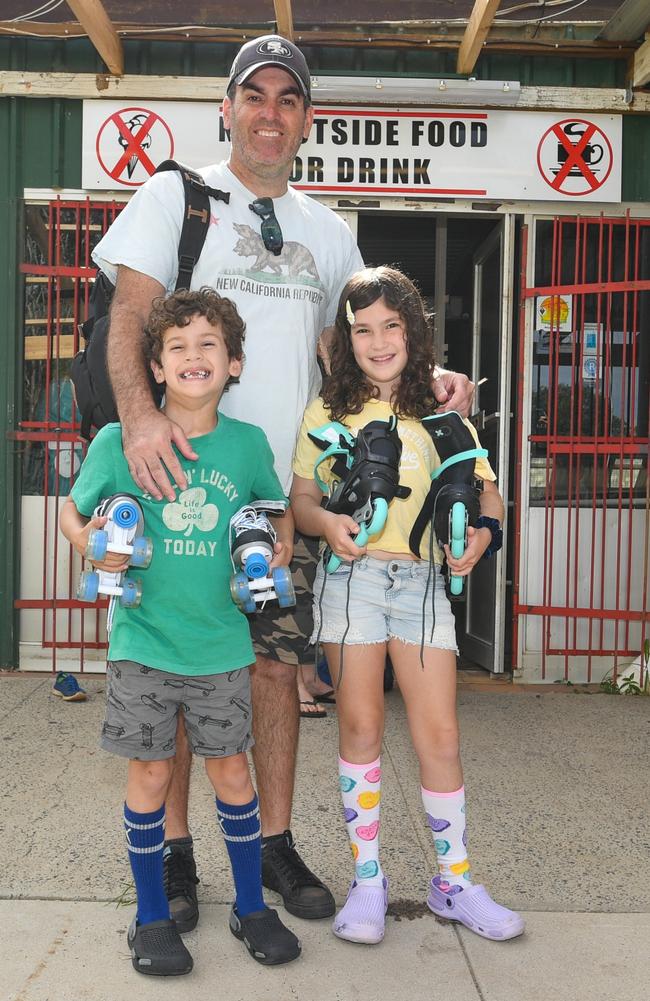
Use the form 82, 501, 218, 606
266, 839, 323, 890
163, 850, 199, 900
231, 506, 275, 540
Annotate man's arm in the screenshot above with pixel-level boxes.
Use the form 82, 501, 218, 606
107, 265, 197, 501
317, 325, 335, 375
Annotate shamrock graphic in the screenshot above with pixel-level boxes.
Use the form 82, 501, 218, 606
162, 487, 218, 537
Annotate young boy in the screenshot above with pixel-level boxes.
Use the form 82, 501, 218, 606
60, 287, 300, 975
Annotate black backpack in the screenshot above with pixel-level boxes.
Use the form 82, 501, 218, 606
71, 160, 230, 439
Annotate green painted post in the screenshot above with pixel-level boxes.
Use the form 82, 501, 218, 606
0, 98, 22, 668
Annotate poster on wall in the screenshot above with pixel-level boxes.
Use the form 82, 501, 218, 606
82, 101, 622, 202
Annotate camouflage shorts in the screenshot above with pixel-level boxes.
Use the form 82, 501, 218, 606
248, 532, 319, 667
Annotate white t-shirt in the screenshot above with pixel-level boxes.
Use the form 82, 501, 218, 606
92, 163, 364, 491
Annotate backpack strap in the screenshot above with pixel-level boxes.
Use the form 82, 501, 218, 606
154, 159, 230, 291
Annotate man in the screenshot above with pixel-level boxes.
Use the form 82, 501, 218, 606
92, 34, 474, 931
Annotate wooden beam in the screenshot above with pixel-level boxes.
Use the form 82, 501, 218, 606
457, 0, 501, 75
0, 21, 638, 57
599, 0, 650, 41
632, 32, 650, 87
273, 0, 294, 41
4, 72, 650, 113
65, 0, 124, 76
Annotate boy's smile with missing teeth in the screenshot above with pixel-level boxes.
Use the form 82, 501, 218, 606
152, 314, 241, 402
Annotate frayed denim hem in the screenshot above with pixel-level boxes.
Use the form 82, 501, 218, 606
388, 632, 459, 654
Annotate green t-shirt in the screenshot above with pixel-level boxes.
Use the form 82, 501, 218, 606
71, 415, 286, 675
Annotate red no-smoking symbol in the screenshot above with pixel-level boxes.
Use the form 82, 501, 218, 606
96, 107, 174, 187
537, 119, 613, 197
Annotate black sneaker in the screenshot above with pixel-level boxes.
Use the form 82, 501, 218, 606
127, 918, 193, 976
261, 830, 335, 919
229, 905, 301, 965
163, 840, 199, 933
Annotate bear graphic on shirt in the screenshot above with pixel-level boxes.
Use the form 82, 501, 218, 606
233, 224, 319, 279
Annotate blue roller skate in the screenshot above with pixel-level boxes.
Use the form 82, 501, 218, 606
229, 502, 295, 613
77, 494, 151, 609
308, 417, 411, 572
409, 412, 487, 600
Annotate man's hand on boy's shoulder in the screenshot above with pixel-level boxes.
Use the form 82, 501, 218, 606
122, 409, 198, 503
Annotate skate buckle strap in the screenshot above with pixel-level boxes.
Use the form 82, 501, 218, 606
308, 421, 356, 493
431, 448, 488, 481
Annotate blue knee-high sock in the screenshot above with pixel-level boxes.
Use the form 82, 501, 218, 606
216, 795, 265, 918
123, 803, 170, 925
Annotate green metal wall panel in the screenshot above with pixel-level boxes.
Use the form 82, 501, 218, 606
0, 99, 22, 668
622, 117, 650, 202
0, 97, 83, 666
0, 36, 632, 87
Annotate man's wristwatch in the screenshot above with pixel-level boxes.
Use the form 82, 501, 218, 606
475, 516, 503, 559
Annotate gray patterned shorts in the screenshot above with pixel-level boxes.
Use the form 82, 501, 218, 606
247, 532, 320, 667
100, 660, 253, 760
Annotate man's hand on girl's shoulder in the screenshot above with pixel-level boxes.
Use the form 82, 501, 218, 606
432, 370, 475, 418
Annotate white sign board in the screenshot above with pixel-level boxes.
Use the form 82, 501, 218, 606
82, 102, 622, 202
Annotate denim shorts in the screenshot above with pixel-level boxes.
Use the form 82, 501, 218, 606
310, 556, 459, 651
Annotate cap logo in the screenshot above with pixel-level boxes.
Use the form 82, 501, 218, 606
257, 40, 292, 57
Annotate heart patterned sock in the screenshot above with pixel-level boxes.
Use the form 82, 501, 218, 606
339, 756, 383, 887
421, 784, 473, 893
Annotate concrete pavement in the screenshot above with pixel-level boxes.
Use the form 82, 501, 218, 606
1, 673, 649, 1001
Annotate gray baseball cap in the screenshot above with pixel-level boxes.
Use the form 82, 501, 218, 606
227, 35, 311, 100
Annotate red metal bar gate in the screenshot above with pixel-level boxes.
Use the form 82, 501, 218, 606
14, 198, 125, 672
513, 213, 649, 683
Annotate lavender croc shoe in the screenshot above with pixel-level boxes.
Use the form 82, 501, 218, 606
427, 880, 525, 941
332, 878, 389, 945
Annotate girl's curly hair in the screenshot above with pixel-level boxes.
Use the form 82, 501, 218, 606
144, 286, 245, 389
322, 266, 437, 423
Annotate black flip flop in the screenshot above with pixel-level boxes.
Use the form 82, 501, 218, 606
317, 689, 336, 703
299, 700, 327, 718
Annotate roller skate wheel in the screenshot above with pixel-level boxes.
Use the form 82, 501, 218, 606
85, 528, 108, 561
230, 572, 256, 613
366, 497, 388, 537
119, 578, 142, 608
450, 574, 464, 597
244, 553, 269, 579
113, 500, 139, 529
131, 536, 153, 568
326, 551, 342, 573
450, 502, 467, 559
77, 570, 99, 602
273, 566, 296, 608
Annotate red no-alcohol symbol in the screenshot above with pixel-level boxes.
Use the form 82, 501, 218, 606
537, 118, 613, 197
96, 107, 174, 187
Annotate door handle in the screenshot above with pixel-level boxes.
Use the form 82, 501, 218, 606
471, 410, 500, 431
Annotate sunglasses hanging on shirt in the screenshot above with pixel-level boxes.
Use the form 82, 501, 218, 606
249, 197, 283, 256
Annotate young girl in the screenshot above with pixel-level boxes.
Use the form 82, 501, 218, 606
290, 267, 524, 946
